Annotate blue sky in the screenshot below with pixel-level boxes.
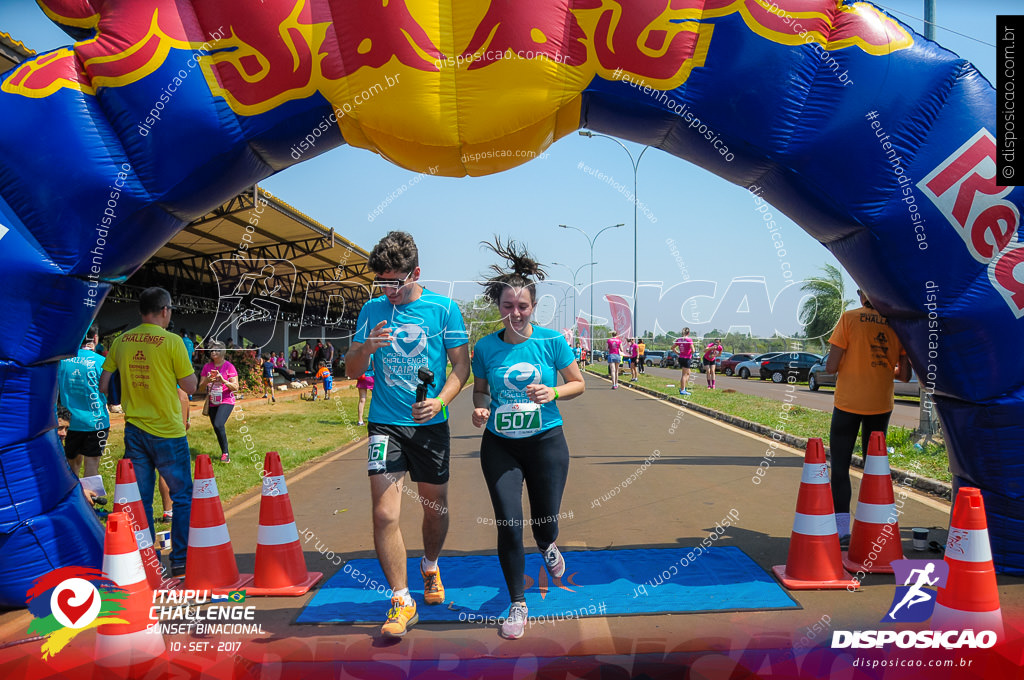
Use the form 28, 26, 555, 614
0, 1, 1011, 336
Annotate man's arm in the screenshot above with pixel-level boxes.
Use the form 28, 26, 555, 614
99, 369, 113, 395
178, 388, 191, 430
410, 343, 470, 424
825, 344, 844, 374
895, 352, 912, 382
442, 344, 471, 403
179, 373, 198, 395
346, 320, 390, 378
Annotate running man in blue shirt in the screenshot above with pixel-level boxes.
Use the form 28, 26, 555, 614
344, 231, 470, 639
470, 238, 585, 639
57, 324, 110, 480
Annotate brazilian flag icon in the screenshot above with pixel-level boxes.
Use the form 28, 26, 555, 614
228, 590, 246, 603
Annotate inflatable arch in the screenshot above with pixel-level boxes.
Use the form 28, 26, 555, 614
0, 0, 1020, 606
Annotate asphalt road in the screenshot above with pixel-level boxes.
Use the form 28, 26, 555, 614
632, 365, 922, 430
5, 374, 1017, 674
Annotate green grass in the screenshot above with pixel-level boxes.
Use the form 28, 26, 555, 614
589, 366, 950, 482
91, 386, 368, 524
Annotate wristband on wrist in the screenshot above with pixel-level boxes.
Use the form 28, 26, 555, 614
553, 387, 559, 400
438, 397, 448, 418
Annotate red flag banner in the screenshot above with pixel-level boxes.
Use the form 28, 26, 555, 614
605, 295, 633, 339
576, 317, 591, 351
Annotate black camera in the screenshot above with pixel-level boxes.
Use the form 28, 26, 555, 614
415, 367, 435, 403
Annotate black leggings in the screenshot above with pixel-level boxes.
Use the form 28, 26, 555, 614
480, 426, 570, 603
829, 407, 891, 514
208, 403, 234, 455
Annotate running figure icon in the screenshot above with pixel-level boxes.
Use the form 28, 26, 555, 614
887, 562, 939, 619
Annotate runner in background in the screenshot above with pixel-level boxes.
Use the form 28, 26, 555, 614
606, 331, 623, 389
470, 237, 585, 639
703, 338, 723, 389
673, 328, 695, 396
628, 338, 640, 382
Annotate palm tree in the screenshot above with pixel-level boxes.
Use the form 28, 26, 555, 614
799, 264, 854, 350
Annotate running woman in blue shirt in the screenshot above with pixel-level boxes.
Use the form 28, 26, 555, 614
470, 238, 586, 639
345, 231, 470, 639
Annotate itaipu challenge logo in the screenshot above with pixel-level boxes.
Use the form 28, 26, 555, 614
25, 567, 128, 658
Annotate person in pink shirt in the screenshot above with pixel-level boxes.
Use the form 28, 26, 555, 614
199, 340, 239, 462
628, 338, 640, 382
673, 327, 695, 396
702, 338, 724, 389
606, 331, 623, 389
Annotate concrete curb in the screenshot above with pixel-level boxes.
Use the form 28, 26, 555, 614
590, 370, 952, 501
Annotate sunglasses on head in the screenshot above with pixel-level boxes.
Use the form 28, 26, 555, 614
372, 271, 413, 290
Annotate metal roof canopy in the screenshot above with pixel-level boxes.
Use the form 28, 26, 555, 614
116, 186, 373, 327
0, 31, 35, 75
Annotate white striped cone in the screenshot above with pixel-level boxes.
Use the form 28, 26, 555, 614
843, 432, 904, 574
184, 455, 252, 593
932, 488, 1003, 636
95, 512, 165, 668
773, 439, 859, 589
248, 453, 322, 596
113, 459, 177, 590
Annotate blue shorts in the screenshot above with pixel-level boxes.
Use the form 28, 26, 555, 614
608, 353, 621, 364
323, 378, 333, 390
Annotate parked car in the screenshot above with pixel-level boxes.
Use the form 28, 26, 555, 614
720, 353, 756, 376
808, 354, 920, 396
644, 350, 667, 366
735, 353, 783, 379
660, 351, 680, 368
589, 349, 606, 362
758, 352, 823, 383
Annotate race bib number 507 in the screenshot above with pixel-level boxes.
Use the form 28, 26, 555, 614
494, 403, 542, 439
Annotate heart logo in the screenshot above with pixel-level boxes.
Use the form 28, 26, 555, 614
56, 587, 95, 626
391, 324, 427, 358
503, 362, 541, 391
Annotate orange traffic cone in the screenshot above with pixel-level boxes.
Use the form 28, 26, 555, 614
247, 452, 323, 596
184, 455, 253, 593
773, 438, 859, 589
112, 459, 178, 590
842, 432, 904, 574
932, 487, 1003, 635
95, 512, 165, 669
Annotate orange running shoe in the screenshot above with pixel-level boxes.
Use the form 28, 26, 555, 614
381, 596, 418, 638
421, 563, 445, 605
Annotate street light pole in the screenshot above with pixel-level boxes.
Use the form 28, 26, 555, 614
551, 261, 595, 340
558, 223, 624, 350
579, 130, 651, 339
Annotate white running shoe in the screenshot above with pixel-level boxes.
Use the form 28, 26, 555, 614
542, 543, 566, 579
501, 602, 528, 639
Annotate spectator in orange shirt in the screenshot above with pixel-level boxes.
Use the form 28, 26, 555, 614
825, 289, 912, 546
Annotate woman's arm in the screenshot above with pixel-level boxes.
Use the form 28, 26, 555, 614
471, 376, 491, 428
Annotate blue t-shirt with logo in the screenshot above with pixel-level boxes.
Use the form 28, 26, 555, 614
472, 326, 575, 438
354, 288, 468, 426
57, 348, 110, 432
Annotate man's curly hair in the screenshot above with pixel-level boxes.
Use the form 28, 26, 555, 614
368, 231, 419, 274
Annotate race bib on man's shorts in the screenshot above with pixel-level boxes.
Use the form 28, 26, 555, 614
367, 435, 389, 472
494, 403, 542, 439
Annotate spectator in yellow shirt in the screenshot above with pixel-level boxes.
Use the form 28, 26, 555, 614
100, 287, 197, 577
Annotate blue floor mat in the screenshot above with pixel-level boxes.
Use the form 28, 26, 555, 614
296, 546, 799, 624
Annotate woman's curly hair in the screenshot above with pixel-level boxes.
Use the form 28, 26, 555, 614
480, 236, 547, 306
